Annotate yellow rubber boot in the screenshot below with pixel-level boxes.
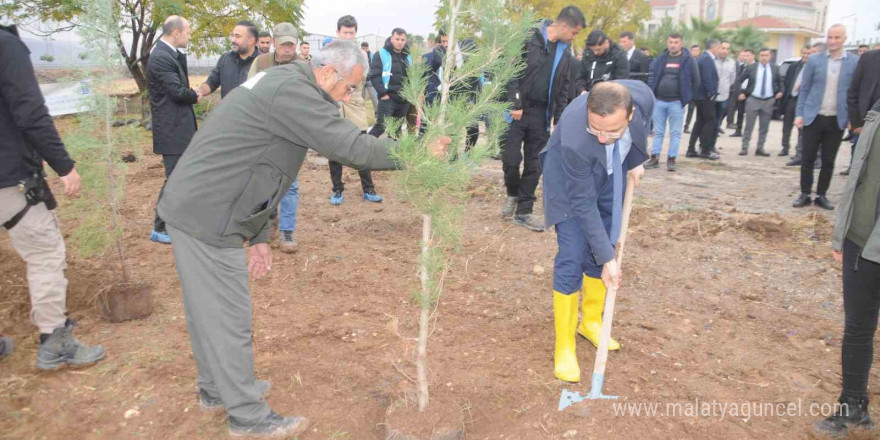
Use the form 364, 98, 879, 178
553, 291, 581, 383
577, 276, 621, 351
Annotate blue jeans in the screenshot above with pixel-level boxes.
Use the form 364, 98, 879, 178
652, 100, 685, 158
278, 180, 299, 233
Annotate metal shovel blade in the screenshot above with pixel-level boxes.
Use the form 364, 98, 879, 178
557, 389, 586, 411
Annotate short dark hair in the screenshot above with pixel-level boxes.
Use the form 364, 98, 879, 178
361, 42, 369, 48
162, 16, 185, 36
337, 15, 357, 31
258, 31, 271, 39
300, 41, 309, 47
690, 44, 700, 49
435, 30, 448, 44
858, 44, 869, 49
742, 48, 754, 54
706, 39, 720, 50
587, 82, 634, 117
236, 20, 258, 39
556, 5, 586, 28
392, 28, 407, 36
668, 33, 683, 40
759, 47, 771, 54
638, 46, 649, 51
619, 31, 634, 40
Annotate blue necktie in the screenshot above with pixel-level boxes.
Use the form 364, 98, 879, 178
760, 64, 768, 98
609, 140, 622, 245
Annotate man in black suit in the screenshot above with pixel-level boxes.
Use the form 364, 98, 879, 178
781, 45, 810, 158
846, 49, 880, 170
730, 49, 755, 137
147, 16, 200, 244
738, 48, 782, 156
619, 31, 650, 83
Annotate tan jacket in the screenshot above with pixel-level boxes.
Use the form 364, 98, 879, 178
340, 79, 369, 130
247, 52, 299, 79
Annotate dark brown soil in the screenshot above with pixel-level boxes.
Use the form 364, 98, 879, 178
1, 118, 878, 440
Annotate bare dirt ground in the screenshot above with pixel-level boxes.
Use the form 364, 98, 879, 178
2, 117, 878, 440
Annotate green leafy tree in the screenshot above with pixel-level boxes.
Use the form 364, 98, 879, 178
514, 0, 651, 53
643, 16, 680, 58
3, 0, 305, 119
395, 0, 533, 412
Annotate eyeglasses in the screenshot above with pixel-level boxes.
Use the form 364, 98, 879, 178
585, 125, 625, 140
328, 67, 357, 96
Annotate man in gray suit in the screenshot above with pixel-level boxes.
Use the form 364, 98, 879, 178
738, 48, 783, 156
793, 24, 859, 210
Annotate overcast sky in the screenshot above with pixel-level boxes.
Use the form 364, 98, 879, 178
826, 0, 878, 43
301, 0, 441, 38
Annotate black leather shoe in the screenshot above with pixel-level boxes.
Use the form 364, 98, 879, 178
786, 157, 802, 166
792, 194, 811, 208
699, 152, 720, 160
738, 149, 748, 156
778, 149, 789, 156
814, 195, 834, 210
813, 396, 874, 437
685, 150, 700, 158
755, 149, 770, 157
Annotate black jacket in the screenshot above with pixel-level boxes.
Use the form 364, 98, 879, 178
367, 38, 411, 100
628, 48, 651, 76
147, 41, 198, 155
506, 20, 574, 123
848, 50, 880, 129
0, 25, 75, 190
576, 42, 629, 93
205, 49, 258, 98
783, 59, 805, 100
738, 62, 782, 98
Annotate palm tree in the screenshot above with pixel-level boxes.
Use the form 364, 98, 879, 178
683, 17, 724, 49
727, 25, 767, 53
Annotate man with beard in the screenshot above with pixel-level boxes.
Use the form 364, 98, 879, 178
257, 31, 271, 54
199, 21, 259, 99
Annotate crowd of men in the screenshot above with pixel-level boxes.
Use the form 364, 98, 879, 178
3, 5, 880, 438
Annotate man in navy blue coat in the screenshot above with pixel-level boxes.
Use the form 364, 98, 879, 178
686, 39, 721, 160
539, 80, 651, 382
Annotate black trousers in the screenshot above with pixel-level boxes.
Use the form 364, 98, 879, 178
781, 97, 798, 153
503, 106, 549, 215
735, 99, 746, 132
329, 163, 374, 193
800, 115, 844, 196
368, 96, 410, 138
841, 239, 880, 400
330, 129, 374, 193
687, 99, 717, 154
685, 102, 695, 129
154, 154, 182, 232
726, 93, 738, 126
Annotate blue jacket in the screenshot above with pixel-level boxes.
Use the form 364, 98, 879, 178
539, 80, 653, 265
423, 47, 444, 104
648, 49, 693, 106
796, 52, 859, 130
693, 52, 718, 101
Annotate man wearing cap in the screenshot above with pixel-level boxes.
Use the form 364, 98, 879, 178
247, 23, 299, 78
247, 22, 301, 253
576, 29, 629, 94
